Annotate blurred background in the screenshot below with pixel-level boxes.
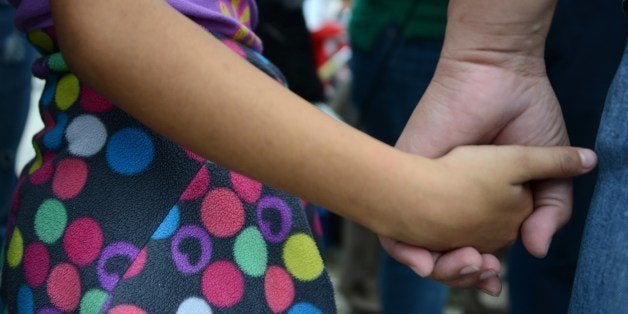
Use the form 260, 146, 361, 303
5, 0, 627, 313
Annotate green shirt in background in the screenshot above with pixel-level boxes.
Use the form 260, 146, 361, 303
349, 0, 448, 50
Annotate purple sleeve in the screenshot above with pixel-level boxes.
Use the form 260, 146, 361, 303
10, 0, 53, 32
168, 0, 258, 32
10, 0, 261, 52
168, 0, 261, 51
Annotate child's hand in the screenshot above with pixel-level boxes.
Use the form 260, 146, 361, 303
381, 145, 596, 253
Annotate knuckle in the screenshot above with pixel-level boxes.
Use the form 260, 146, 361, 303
556, 151, 579, 175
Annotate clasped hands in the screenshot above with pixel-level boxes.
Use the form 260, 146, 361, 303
376, 3, 597, 294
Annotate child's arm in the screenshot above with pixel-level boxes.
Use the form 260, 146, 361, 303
49, 0, 594, 252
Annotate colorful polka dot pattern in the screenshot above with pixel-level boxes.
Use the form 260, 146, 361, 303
1, 24, 334, 314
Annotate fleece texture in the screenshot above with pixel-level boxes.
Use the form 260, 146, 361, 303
0, 18, 335, 314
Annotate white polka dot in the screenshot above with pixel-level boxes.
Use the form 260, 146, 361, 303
177, 297, 212, 314
66, 115, 107, 157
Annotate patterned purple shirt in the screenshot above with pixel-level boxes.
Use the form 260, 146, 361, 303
8, 0, 263, 52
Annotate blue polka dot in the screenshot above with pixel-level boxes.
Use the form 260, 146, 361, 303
106, 128, 154, 175
17, 285, 33, 314
40, 75, 58, 108
151, 205, 180, 239
43, 113, 68, 150
288, 302, 322, 314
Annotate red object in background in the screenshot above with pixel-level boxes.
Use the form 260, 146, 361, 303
310, 22, 348, 69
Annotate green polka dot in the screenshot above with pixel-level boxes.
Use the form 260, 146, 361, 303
48, 53, 68, 72
56, 74, 80, 110
282, 233, 323, 281
35, 199, 68, 244
7, 228, 23, 268
233, 227, 268, 277
79, 289, 109, 314
27, 30, 54, 53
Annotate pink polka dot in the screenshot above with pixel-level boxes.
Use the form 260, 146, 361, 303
180, 167, 210, 201
80, 86, 113, 112
201, 188, 245, 237
63, 218, 103, 266
264, 266, 295, 313
47, 263, 81, 312
300, 199, 307, 209
23, 242, 50, 287
30, 153, 55, 185
202, 260, 244, 308
230, 171, 262, 204
108, 305, 146, 314
184, 148, 205, 163
123, 247, 147, 279
52, 158, 88, 200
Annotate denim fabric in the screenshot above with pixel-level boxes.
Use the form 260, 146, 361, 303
0, 6, 34, 231
352, 28, 444, 146
350, 26, 448, 314
507, 1, 628, 312
569, 40, 628, 314
379, 251, 449, 314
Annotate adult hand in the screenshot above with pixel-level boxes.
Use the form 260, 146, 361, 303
380, 0, 567, 296
385, 61, 569, 295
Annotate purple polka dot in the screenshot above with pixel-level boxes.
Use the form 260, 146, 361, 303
171, 225, 212, 274
257, 196, 292, 244
97, 242, 139, 291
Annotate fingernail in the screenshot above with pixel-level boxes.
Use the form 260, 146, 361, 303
459, 265, 480, 276
578, 149, 597, 169
480, 271, 496, 281
544, 240, 552, 256
410, 266, 429, 278
479, 288, 501, 297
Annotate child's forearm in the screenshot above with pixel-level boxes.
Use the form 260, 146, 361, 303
50, 0, 435, 240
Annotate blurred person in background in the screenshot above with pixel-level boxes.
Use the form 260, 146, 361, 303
0, 0, 34, 242
347, 0, 449, 312
256, 0, 325, 104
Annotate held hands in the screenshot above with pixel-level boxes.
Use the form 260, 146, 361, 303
379, 25, 585, 300
381, 63, 579, 294
378, 0, 571, 294
382, 68, 577, 294
381, 145, 596, 254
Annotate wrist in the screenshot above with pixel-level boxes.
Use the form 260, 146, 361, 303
442, 0, 556, 75
363, 153, 446, 248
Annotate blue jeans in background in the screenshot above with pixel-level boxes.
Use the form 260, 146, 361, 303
350, 27, 448, 314
568, 40, 628, 314
0, 4, 34, 239
507, 0, 627, 312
